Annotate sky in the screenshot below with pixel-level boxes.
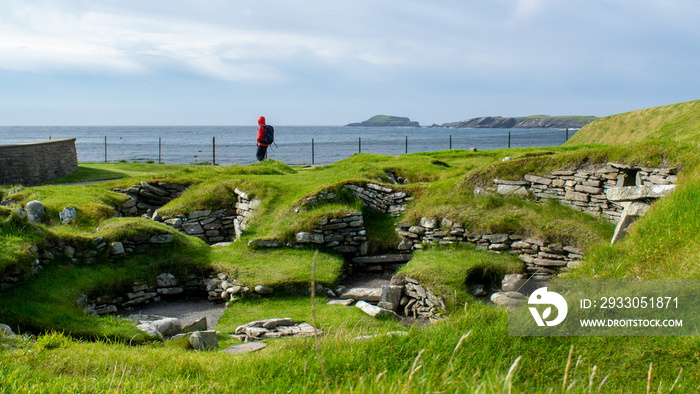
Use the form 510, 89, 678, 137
0, 0, 698, 126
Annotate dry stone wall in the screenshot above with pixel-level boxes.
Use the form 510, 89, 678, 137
300, 183, 410, 217
0, 139, 78, 186
116, 183, 259, 245
395, 218, 582, 279
493, 163, 678, 222
293, 211, 368, 256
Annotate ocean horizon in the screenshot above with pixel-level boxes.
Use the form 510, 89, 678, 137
0, 125, 577, 165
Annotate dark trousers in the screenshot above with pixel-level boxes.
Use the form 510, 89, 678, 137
256, 145, 268, 161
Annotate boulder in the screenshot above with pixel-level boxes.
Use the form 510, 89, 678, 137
24, 200, 45, 223
109, 242, 125, 256
183, 317, 208, 333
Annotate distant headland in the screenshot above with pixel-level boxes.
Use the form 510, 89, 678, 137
346, 114, 597, 129
346, 115, 420, 127
437, 115, 597, 129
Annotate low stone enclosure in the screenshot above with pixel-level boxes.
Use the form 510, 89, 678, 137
0, 161, 682, 325
115, 182, 260, 245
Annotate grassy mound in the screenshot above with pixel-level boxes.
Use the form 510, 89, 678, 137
566, 99, 700, 145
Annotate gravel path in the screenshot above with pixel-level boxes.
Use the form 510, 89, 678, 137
124, 298, 226, 329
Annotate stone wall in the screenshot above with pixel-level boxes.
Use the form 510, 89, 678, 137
301, 183, 410, 217
395, 217, 582, 279
293, 211, 368, 256
0, 139, 78, 186
116, 183, 259, 245
492, 163, 678, 222
0, 231, 176, 292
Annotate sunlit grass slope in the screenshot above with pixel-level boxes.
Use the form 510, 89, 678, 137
566, 99, 700, 145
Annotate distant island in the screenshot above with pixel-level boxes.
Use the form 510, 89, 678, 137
438, 115, 597, 129
346, 115, 420, 127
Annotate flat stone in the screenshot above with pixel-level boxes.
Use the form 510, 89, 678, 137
340, 287, 382, 302
352, 254, 412, 264
327, 299, 354, 306
355, 300, 398, 318
182, 222, 205, 235
295, 232, 324, 244
524, 174, 553, 185
606, 185, 676, 202
221, 342, 267, 354
156, 273, 178, 287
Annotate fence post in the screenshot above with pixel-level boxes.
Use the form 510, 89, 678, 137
213, 137, 216, 165
508, 132, 511, 149
359, 137, 361, 154
312, 138, 315, 165
159, 137, 162, 164
104, 136, 107, 162
449, 135, 452, 150
566, 128, 569, 141
405, 136, 408, 154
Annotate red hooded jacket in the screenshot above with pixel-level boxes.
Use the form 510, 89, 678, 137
257, 116, 268, 147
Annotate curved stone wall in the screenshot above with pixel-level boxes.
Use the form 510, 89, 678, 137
0, 139, 78, 185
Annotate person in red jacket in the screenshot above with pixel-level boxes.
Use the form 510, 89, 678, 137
256, 115, 268, 161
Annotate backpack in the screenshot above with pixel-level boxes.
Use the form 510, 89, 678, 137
263, 125, 275, 145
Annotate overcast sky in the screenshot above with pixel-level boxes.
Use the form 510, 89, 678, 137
0, 0, 698, 126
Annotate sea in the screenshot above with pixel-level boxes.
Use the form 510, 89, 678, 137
0, 126, 577, 165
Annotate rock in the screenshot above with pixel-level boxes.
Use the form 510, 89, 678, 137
327, 299, 354, 306
502, 273, 527, 292
355, 300, 398, 319
156, 273, 178, 288
24, 200, 45, 223
151, 317, 182, 337
379, 285, 403, 312
0, 323, 16, 337
605, 185, 676, 202
340, 287, 382, 303
254, 285, 274, 295
221, 342, 266, 354
419, 217, 437, 229
109, 242, 125, 256
610, 201, 652, 244
136, 323, 163, 339
490, 291, 526, 308
189, 330, 218, 350
183, 317, 208, 333
295, 232, 324, 244
496, 184, 528, 196
59, 207, 78, 224
524, 174, 552, 185
149, 234, 174, 244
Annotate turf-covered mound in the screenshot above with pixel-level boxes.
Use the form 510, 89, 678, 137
566, 99, 700, 145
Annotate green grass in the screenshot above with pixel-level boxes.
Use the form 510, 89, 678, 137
399, 245, 522, 309
567, 99, 700, 145
2, 119, 700, 392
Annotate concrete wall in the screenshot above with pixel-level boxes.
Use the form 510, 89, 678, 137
0, 139, 78, 186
